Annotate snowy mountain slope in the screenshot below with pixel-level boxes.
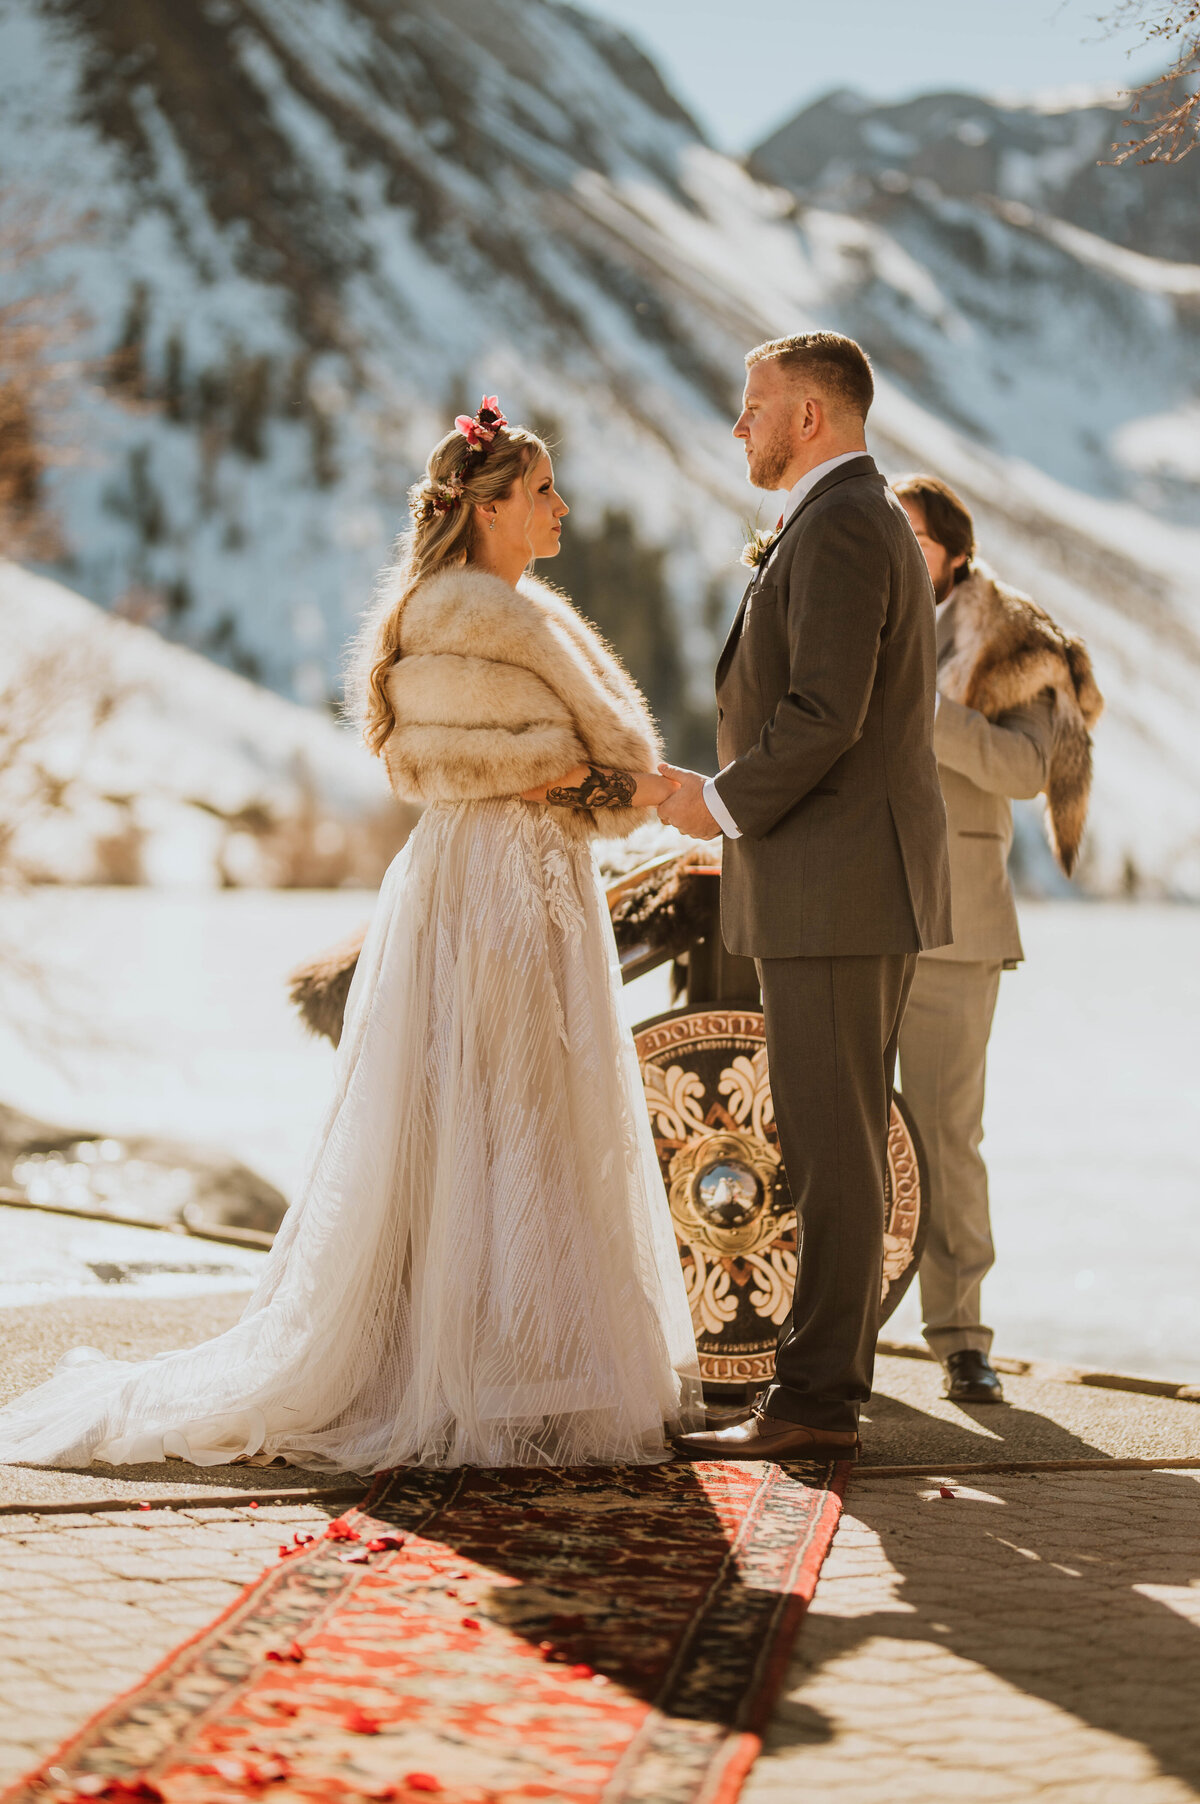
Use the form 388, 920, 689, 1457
0, 1, 1198, 892
751, 87, 1200, 524
0, 560, 410, 885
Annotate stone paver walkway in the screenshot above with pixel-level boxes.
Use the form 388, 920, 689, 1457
2, 1282, 1198, 1798
0, 1499, 338, 1788
746, 1468, 1200, 1803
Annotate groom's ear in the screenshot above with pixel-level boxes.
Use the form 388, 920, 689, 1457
795, 394, 822, 442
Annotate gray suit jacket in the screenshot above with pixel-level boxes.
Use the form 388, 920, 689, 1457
713, 455, 952, 960
926, 594, 1054, 965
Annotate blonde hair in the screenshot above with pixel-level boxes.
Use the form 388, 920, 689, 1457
355, 421, 548, 756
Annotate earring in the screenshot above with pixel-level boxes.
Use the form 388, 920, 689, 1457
488, 517, 496, 531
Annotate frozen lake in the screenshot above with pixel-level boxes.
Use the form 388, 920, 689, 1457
0, 889, 1195, 1382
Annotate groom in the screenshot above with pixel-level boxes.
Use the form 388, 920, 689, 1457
659, 331, 952, 1459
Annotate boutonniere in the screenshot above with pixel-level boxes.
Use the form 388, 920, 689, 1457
740, 525, 778, 570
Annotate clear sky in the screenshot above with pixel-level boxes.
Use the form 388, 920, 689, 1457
575, 0, 1166, 149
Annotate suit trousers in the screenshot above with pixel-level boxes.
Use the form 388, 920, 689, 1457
897, 956, 1003, 1360
758, 951, 917, 1434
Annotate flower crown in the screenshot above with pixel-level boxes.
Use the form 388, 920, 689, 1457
413, 395, 508, 521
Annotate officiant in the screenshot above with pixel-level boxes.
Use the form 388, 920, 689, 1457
891, 475, 1102, 1406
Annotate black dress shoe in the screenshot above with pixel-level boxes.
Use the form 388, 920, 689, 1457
943, 1349, 1005, 1404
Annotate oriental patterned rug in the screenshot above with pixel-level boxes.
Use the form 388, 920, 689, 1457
6, 1458, 847, 1804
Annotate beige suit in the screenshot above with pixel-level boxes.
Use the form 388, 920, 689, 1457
898, 594, 1054, 1359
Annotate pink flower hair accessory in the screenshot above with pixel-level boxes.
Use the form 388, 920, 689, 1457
454, 395, 508, 449
430, 471, 465, 514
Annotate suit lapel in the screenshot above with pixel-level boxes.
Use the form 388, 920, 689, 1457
716, 575, 755, 683
715, 456, 881, 687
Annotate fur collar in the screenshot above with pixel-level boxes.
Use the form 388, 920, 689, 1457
397, 566, 660, 764
940, 561, 1103, 875
379, 564, 661, 839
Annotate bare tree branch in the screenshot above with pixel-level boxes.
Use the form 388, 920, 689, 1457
1100, 2, 1200, 162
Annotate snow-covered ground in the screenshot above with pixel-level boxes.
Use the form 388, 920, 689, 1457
0, 889, 1195, 1381
0, 561, 410, 887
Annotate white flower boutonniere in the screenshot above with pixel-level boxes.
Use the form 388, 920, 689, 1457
740, 526, 779, 570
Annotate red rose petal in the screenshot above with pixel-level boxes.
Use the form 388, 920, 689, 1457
344, 1707, 382, 1735
366, 1532, 405, 1551
460, 1616, 481, 1630
938, 1486, 956, 1499
324, 1517, 362, 1542
339, 1548, 371, 1563
569, 1663, 594, 1679
248, 1501, 258, 1510
137, 1502, 152, 1511
404, 1777, 442, 1795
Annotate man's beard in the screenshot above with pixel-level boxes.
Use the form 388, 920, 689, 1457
746, 426, 793, 492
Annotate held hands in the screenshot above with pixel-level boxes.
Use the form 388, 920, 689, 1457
655, 764, 719, 837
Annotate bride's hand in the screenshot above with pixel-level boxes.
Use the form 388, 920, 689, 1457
632, 770, 683, 807
520, 765, 681, 807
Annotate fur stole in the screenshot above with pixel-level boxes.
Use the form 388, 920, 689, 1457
939, 562, 1104, 875
381, 566, 661, 840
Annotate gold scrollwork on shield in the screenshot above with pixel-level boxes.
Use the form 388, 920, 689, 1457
666, 1128, 790, 1262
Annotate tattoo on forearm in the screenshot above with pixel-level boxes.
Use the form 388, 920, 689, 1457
545, 764, 637, 809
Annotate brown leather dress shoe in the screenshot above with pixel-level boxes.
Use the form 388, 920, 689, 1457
672, 1409, 860, 1462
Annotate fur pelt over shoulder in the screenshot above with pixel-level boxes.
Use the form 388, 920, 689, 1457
379, 565, 662, 841
939, 562, 1104, 875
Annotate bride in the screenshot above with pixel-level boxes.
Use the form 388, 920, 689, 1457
0, 398, 702, 1473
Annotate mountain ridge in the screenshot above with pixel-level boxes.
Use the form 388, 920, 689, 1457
1, 0, 1198, 893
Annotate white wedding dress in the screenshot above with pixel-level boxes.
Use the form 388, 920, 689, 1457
0, 799, 702, 1471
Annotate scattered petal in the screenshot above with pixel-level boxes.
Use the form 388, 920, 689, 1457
938, 1486, 956, 1500
323, 1518, 362, 1542
264, 1641, 305, 1664
137, 1502, 152, 1512
569, 1663, 594, 1679
344, 1707, 382, 1735
248, 1501, 258, 1510
68, 1782, 166, 1802
404, 1777, 442, 1795
339, 1548, 371, 1564
460, 1616, 481, 1631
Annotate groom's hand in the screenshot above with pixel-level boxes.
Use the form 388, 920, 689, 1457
656, 764, 719, 838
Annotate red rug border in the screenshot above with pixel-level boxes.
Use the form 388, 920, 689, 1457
0, 1486, 378, 1804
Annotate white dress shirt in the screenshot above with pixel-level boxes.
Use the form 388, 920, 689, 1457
703, 451, 868, 839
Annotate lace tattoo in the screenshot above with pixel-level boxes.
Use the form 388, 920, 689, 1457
545, 764, 637, 810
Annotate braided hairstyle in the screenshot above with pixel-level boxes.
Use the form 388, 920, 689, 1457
356, 413, 548, 756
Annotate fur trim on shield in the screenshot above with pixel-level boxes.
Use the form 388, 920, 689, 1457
938, 562, 1104, 875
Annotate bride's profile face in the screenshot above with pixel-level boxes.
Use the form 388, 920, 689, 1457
484, 454, 568, 562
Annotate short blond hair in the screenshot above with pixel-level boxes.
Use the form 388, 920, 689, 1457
746, 331, 874, 421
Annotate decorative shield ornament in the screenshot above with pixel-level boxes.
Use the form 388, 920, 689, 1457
634, 1007, 927, 1392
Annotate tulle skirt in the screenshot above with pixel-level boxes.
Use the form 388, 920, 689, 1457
0, 800, 703, 1472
